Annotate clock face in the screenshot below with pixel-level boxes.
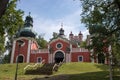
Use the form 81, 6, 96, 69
57, 43, 62, 49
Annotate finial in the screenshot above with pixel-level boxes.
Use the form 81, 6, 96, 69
29, 12, 31, 16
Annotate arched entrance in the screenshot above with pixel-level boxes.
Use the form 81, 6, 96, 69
98, 53, 105, 64
18, 55, 24, 63
54, 51, 64, 63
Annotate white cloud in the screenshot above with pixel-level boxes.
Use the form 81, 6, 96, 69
32, 9, 89, 41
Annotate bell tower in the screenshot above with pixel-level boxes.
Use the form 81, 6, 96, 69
78, 31, 83, 42
69, 31, 74, 40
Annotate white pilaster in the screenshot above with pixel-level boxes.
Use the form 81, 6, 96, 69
70, 44, 72, 52
10, 40, 16, 63
69, 53, 71, 62
66, 53, 68, 62
27, 40, 31, 63
48, 54, 52, 63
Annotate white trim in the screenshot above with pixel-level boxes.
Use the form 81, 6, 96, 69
78, 56, 83, 62
27, 40, 31, 63
48, 54, 52, 63
66, 53, 70, 62
15, 37, 39, 48
16, 54, 25, 63
70, 43, 72, 52
53, 50, 65, 63
69, 44, 72, 62
49, 37, 69, 45
69, 53, 71, 62
10, 40, 16, 63
37, 57, 42, 63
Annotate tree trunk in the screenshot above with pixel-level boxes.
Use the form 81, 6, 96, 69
0, 0, 9, 18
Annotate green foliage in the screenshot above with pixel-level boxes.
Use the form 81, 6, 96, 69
36, 35, 48, 49
3, 52, 11, 63
80, 41, 86, 48
0, 0, 24, 54
80, 0, 120, 54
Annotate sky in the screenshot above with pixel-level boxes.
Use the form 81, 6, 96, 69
17, 0, 89, 41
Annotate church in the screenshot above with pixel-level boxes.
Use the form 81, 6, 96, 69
10, 15, 108, 64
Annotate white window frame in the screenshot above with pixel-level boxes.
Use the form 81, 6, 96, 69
78, 56, 83, 62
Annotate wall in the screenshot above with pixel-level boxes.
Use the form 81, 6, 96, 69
71, 52, 90, 62
30, 53, 48, 63
13, 39, 28, 63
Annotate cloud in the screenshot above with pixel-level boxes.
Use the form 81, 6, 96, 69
19, 0, 89, 41
32, 9, 89, 41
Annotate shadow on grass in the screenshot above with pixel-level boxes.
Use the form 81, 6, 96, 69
94, 64, 109, 71
32, 71, 120, 80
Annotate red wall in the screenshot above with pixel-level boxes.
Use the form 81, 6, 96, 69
30, 53, 48, 63
71, 52, 90, 62
50, 39, 70, 54
50, 40, 70, 53
13, 39, 28, 63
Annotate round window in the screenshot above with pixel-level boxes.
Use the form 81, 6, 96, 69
57, 43, 62, 49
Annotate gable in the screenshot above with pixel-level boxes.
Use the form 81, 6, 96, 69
49, 37, 69, 45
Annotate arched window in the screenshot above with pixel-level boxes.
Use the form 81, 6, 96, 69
37, 57, 42, 63
17, 55, 24, 63
78, 56, 83, 62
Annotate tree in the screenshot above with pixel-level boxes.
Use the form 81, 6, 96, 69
0, 0, 9, 18
80, 0, 120, 80
80, 41, 86, 48
0, 0, 24, 55
36, 35, 48, 49
80, 0, 120, 59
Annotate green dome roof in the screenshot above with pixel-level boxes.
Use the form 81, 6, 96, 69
19, 14, 36, 38
19, 27, 36, 38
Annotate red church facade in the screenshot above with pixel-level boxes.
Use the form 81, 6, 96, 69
10, 15, 109, 64
11, 36, 90, 63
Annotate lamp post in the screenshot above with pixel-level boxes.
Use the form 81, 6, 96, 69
14, 40, 24, 80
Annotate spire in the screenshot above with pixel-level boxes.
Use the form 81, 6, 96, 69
61, 22, 63, 28
29, 12, 31, 16
59, 23, 64, 36
24, 12, 33, 27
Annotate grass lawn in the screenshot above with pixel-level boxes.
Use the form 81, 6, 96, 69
0, 62, 120, 80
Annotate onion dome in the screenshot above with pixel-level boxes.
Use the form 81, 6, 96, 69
79, 31, 83, 35
69, 31, 73, 36
59, 27, 64, 35
59, 23, 64, 36
19, 13, 36, 38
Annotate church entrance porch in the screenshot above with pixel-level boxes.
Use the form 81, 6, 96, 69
54, 51, 64, 63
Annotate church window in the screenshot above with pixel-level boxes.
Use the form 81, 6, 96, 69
37, 57, 42, 63
78, 56, 83, 62
56, 43, 63, 49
